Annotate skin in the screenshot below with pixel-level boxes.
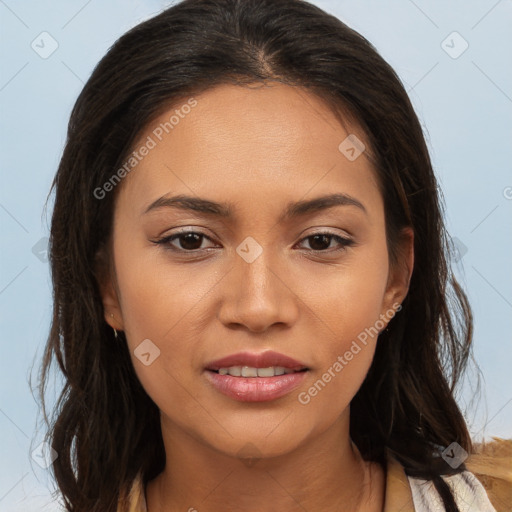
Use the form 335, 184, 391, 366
99, 82, 414, 511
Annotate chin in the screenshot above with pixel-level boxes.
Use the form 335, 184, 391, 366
199, 422, 310, 463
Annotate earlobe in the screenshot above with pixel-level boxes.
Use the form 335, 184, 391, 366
382, 226, 414, 315
100, 279, 124, 331
94, 248, 124, 331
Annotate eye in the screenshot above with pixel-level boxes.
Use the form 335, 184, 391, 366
296, 232, 355, 253
152, 230, 216, 252
151, 230, 355, 255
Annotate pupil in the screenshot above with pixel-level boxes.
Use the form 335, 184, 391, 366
309, 234, 330, 250
181, 233, 202, 250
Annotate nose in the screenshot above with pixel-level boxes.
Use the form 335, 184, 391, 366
216, 247, 299, 334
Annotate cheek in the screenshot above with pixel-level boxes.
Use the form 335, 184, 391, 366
291, 242, 389, 409
112, 236, 225, 396
297, 341, 376, 420
112, 252, 203, 413
294, 270, 386, 418
293, 238, 390, 341
114, 238, 214, 344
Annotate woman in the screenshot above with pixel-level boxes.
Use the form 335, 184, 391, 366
37, 0, 499, 510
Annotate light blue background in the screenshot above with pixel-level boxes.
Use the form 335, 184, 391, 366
1, 0, 511, 510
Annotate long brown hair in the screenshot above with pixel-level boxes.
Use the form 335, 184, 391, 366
35, 1, 475, 510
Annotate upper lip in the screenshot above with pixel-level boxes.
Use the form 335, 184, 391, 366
205, 350, 309, 371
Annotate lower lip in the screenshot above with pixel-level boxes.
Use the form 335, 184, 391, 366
204, 370, 308, 402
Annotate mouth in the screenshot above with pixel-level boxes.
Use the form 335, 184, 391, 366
203, 350, 310, 402
206, 366, 309, 377
203, 366, 309, 402
204, 350, 309, 374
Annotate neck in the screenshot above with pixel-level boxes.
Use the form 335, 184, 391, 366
146, 410, 385, 512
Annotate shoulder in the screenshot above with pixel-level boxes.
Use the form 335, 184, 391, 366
407, 469, 497, 512
117, 472, 147, 512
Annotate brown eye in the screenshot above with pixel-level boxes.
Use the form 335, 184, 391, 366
298, 233, 354, 252
152, 230, 217, 252
173, 233, 204, 250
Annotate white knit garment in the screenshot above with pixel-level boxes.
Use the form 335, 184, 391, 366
408, 471, 497, 511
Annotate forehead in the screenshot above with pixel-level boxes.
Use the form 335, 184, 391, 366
144, 82, 362, 161
117, 82, 380, 218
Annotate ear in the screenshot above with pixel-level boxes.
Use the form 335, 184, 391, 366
381, 226, 414, 317
94, 246, 124, 331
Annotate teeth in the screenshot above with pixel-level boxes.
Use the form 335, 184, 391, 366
217, 366, 297, 377
257, 367, 280, 377
242, 366, 258, 377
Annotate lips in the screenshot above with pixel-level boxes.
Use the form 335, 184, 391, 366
204, 350, 309, 372
203, 350, 310, 402
204, 370, 308, 402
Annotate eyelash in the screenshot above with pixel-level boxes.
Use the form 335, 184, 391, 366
152, 230, 355, 255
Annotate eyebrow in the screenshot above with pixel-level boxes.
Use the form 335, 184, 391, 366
143, 192, 367, 220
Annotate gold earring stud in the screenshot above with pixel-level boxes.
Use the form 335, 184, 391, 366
110, 313, 118, 339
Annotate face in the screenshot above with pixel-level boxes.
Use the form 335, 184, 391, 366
99, 82, 413, 460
